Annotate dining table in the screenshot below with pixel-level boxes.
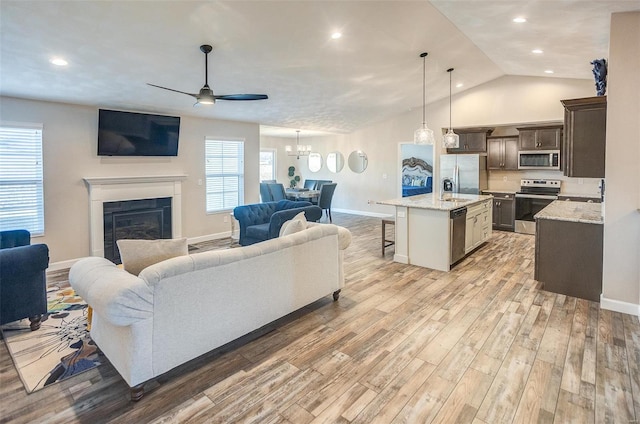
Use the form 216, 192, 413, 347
285, 188, 320, 202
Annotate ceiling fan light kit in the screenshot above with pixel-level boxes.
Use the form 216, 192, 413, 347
148, 45, 268, 106
414, 52, 435, 145
443, 67, 460, 149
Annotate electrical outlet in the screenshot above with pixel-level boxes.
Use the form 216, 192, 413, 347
503, 176, 508, 181
223, 215, 229, 223
198, 179, 203, 186
578, 178, 584, 184
382, 173, 388, 179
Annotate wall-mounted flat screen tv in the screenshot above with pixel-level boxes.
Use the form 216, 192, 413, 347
98, 109, 180, 156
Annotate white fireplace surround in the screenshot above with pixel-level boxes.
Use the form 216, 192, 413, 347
83, 175, 187, 258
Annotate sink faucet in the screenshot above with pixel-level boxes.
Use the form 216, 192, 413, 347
440, 178, 454, 200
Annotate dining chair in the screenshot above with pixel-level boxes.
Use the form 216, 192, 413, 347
260, 183, 273, 202
315, 183, 337, 222
267, 183, 287, 201
315, 180, 332, 190
303, 179, 317, 190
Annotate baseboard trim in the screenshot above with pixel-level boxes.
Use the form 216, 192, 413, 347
332, 208, 391, 219
600, 295, 640, 317
187, 231, 233, 244
49, 258, 80, 272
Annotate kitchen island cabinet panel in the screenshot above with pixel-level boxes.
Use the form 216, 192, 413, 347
534, 218, 603, 302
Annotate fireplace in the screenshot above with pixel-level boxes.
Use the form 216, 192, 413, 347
103, 197, 172, 263
83, 175, 187, 259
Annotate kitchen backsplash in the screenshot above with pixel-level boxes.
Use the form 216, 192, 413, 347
488, 170, 601, 195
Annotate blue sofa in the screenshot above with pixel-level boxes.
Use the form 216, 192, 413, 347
233, 200, 323, 246
0, 230, 49, 330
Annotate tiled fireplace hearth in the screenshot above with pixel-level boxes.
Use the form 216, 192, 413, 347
83, 175, 187, 258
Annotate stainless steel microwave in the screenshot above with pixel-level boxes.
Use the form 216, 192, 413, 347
518, 150, 560, 170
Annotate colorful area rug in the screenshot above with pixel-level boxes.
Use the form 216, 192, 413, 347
1, 284, 101, 393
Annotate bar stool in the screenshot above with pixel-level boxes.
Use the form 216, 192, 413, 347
381, 216, 395, 256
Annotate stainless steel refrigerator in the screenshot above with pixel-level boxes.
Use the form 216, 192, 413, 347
439, 154, 488, 194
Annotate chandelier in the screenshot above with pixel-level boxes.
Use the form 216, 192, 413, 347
286, 130, 311, 159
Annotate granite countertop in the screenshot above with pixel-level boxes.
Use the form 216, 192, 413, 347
534, 200, 603, 224
377, 193, 493, 211
558, 192, 600, 199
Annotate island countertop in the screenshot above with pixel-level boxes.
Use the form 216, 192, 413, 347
534, 200, 603, 224
377, 193, 493, 211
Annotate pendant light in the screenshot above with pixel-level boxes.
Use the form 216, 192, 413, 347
285, 130, 311, 159
443, 67, 460, 148
414, 52, 435, 144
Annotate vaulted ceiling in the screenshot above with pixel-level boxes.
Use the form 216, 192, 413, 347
1, 1, 636, 137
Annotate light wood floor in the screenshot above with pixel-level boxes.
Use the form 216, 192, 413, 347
1, 213, 639, 423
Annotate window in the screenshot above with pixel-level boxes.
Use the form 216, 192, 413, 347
0, 124, 44, 235
205, 138, 244, 212
260, 149, 276, 181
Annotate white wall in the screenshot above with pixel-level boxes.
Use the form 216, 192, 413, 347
601, 12, 640, 315
0, 97, 260, 264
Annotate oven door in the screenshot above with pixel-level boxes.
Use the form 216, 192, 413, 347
515, 193, 557, 234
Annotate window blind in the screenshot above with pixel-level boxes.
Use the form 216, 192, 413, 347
205, 139, 244, 212
0, 124, 45, 235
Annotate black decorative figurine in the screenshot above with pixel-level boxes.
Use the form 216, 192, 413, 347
590, 58, 607, 96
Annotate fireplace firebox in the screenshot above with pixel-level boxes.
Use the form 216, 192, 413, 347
103, 197, 172, 264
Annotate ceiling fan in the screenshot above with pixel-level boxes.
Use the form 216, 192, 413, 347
147, 44, 268, 105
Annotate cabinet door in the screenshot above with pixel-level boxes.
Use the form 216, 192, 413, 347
498, 197, 515, 231
465, 213, 475, 253
492, 198, 500, 227
519, 130, 537, 150
565, 106, 606, 177
487, 138, 503, 169
464, 132, 487, 152
502, 137, 519, 170
537, 128, 561, 149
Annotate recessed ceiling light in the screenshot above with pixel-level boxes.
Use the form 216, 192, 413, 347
532, 49, 543, 54
456, 83, 464, 88
50, 57, 68, 66
544, 70, 554, 74
513, 17, 527, 23
331, 32, 342, 40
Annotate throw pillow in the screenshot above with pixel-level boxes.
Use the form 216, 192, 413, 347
116, 238, 188, 276
281, 218, 306, 236
279, 211, 308, 237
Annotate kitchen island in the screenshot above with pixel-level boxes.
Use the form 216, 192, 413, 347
534, 200, 603, 302
378, 193, 493, 271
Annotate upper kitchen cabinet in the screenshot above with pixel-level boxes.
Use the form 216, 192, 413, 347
487, 136, 519, 170
561, 96, 607, 178
517, 125, 563, 150
446, 127, 493, 153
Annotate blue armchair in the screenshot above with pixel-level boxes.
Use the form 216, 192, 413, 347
0, 230, 49, 331
233, 200, 323, 246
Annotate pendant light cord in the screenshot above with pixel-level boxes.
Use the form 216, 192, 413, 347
420, 52, 428, 126
448, 68, 452, 130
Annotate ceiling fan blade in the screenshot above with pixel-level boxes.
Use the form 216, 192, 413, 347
147, 83, 198, 99
214, 94, 269, 101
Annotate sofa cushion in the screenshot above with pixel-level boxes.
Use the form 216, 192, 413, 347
117, 238, 188, 276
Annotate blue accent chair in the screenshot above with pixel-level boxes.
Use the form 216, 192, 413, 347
233, 200, 323, 246
0, 230, 49, 331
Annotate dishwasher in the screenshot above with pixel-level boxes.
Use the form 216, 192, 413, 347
450, 207, 467, 264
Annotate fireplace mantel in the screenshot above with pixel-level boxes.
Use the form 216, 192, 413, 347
83, 175, 187, 258
83, 175, 188, 186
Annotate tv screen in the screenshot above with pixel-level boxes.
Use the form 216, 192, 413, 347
98, 109, 180, 156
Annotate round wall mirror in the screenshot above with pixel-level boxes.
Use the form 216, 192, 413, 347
308, 152, 322, 173
327, 151, 344, 173
348, 150, 368, 173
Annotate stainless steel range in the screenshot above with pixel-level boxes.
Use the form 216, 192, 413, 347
514, 179, 561, 234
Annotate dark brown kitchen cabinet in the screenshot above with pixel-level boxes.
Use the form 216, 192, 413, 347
487, 192, 515, 231
446, 127, 493, 153
561, 96, 607, 178
517, 125, 563, 150
535, 218, 603, 302
487, 136, 519, 170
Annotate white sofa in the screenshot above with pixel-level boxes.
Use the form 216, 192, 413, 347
69, 223, 351, 400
